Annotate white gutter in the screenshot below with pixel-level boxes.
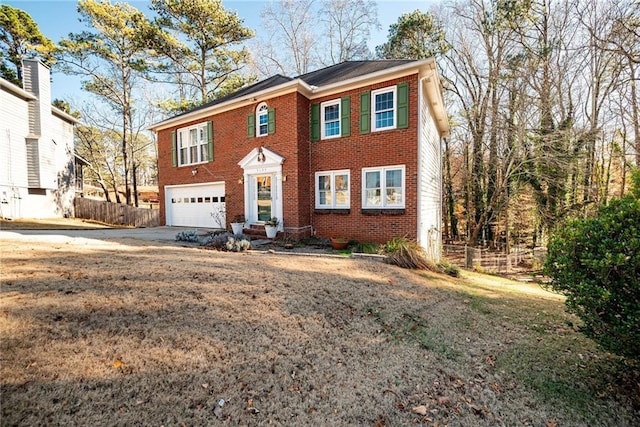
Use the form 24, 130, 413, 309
52, 106, 79, 124
0, 78, 37, 101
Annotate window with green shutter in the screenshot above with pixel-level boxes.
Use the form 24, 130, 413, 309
174, 122, 209, 166
341, 96, 350, 137
397, 82, 409, 129
360, 91, 370, 134
311, 103, 320, 141
207, 121, 213, 161
247, 114, 255, 137
268, 108, 275, 134
171, 130, 177, 167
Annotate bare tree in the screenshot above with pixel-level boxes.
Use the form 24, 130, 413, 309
254, 0, 317, 76
319, 0, 379, 64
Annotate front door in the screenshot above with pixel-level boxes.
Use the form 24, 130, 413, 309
255, 175, 272, 222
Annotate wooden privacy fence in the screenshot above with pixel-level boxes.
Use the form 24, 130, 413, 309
74, 197, 159, 228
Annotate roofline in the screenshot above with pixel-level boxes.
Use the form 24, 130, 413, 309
148, 79, 313, 132
421, 69, 450, 137
0, 77, 37, 101
148, 58, 448, 136
308, 58, 436, 98
52, 106, 79, 124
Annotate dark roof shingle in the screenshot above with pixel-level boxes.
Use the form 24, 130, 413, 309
297, 60, 416, 87
167, 60, 418, 121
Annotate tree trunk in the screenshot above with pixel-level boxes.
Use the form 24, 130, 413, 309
443, 137, 459, 240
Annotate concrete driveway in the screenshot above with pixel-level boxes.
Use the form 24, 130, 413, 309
0, 226, 216, 245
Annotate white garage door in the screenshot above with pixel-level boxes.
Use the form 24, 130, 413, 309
165, 182, 226, 228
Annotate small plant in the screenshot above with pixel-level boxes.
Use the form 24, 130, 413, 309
437, 259, 461, 277
210, 205, 226, 229
265, 217, 279, 226
203, 231, 251, 252
175, 230, 199, 242
383, 237, 435, 270
225, 236, 252, 252
353, 242, 381, 254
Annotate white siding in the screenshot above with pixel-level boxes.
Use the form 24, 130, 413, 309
0, 63, 76, 219
417, 77, 443, 262
1, 86, 30, 219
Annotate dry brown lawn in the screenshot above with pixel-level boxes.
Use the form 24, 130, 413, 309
1, 233, 638, 426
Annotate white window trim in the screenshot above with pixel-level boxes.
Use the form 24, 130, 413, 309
315, 169, 350, 209
320, 99, 341, 140
361, 165, 405, 209
177, 122, 208, 166
256, 102, 268, 137
371, 86, 397, 132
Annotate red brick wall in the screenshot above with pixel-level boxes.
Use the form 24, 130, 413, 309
158, 73, 421, 244
157, 91, 309, 228
309, 74, 420, 243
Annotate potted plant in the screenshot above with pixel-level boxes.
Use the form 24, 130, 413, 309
230, 214, 245, 236
264, 217, 279, 239
331, 237, 349, 250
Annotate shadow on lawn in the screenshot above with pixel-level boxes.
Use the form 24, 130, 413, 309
1, 241, 639, 426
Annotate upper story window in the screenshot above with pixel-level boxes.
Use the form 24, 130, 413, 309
311, 96, 350, 141
372, 86, 397, 131
321, 99, 340, 139
315, 170, 350, 209
362, 165, 405, 209
257, 103, 268, 137
176, 122, 210, 166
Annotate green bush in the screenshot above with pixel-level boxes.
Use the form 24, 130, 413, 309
543, 193, 640, 360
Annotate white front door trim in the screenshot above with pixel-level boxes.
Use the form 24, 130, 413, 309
238, 147, 285, 229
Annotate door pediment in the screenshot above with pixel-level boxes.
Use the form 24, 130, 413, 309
238, 146, 284, 171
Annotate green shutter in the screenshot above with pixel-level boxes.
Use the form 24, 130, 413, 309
397, 82, 409, 129
247, 114, 255, 137
341, 96, 350, 137
171, 130, 177, 166
207, 121, 213, 161
310, 103, 320, 141
268, 108, 275, 134
360, 91, 370, 134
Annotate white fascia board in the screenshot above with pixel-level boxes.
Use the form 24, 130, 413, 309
420, 69, 450, 137
52, 106, 79, 124
308, 58, 436, 99
0, 78, 37, 100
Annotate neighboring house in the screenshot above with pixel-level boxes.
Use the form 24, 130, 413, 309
150, 59, 449, 260
1, 60, 83, 219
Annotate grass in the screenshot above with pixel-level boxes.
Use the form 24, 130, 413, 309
1, 232, 638, 426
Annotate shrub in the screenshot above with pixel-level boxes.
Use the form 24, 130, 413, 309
383, 237, 435, 270
437, 259, 461, 277
175, 230, 199, 242
203, 232, 251, 252
543, 193, 640, 360
352, 242, 381, 254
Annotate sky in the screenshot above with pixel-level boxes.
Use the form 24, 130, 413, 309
2, 0, 437, 104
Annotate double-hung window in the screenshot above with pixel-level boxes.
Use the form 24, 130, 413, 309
362, 165, 405, 208
178, 123, 209, 166
257, 103, 268, 137
371, 86, 397, 131
321, 99, 340, 139
315, 170, 350, 209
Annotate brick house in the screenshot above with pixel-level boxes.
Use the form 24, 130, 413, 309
149, 59, 449, 260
